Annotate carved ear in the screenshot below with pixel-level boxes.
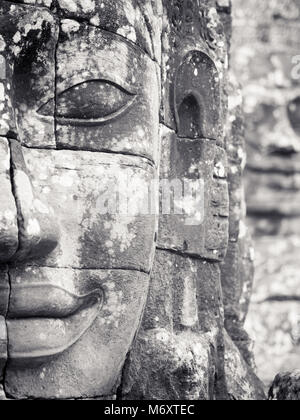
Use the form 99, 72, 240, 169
174, 51, 221, 140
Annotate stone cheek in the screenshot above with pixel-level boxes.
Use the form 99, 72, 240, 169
21, 147, 157, 273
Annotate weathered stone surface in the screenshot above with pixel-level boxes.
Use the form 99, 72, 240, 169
123, 248, 265, 400
143, 250, 224, 341
0, 138, 18, 262
269, 371, 300, 400
5, 268, 149, 399
13, 1, 54, 7
224, 332, 265, 400
122, 328, 214, 400
20, 147, 157, 272
0, 1, 58, 147
157, 127, 229, 261
0, 267, 10, 318
0, 383, 7, 400
237, 232, 255, 325
221, 241, 255, 369
121, 249, 226, 400
56, 0, 163, 63
161, 0, 227, 142
0, 316, 7, 381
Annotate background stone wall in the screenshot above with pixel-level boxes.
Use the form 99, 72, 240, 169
231, 0, 300, 388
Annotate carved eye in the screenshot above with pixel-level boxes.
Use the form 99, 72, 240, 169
38, 80, 135, 125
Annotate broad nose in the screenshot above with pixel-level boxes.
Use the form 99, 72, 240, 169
7, 139, 60, 263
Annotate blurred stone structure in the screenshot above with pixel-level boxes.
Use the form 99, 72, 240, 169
0, 0, 264, 399
232, 0, 300, 387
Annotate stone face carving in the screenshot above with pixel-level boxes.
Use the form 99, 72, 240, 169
0, 0, 264, 400
0, 0, 159, 399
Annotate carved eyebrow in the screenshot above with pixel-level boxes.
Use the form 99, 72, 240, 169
56, 77, 137, 97
66, 19, 156, 63
3, 1, 158, 63
60, 78, 136, 95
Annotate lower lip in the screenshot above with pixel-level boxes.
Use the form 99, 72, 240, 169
6, 300, 101, 365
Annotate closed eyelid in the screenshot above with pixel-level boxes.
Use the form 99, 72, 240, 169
38, 79, 137, 125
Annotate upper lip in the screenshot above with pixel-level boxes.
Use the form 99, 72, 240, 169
6, 283, 104, 362
8, 283, 103, 319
